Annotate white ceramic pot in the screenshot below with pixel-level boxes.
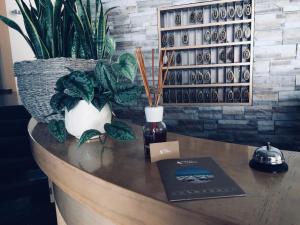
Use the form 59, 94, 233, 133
65, 100, 112, 139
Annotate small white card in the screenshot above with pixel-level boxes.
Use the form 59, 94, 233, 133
150, 141, 180, 163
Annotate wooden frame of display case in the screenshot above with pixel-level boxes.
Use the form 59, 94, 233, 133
158, 0, 254, 106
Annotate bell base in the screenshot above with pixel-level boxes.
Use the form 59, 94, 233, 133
249, 160, 288, 173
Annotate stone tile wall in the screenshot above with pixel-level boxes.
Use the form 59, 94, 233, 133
101, 0, 300, 150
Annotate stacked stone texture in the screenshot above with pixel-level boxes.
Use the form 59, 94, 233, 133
101, 0, 300, 150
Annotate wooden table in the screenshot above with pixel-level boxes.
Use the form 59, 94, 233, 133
28, 119, 300, 225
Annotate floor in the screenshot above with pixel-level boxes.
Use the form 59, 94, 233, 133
0, 92, 57, 225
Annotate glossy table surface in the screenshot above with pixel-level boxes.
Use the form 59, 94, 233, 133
29, 119, 300, 225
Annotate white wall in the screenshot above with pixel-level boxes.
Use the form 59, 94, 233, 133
5, 0, 35, 62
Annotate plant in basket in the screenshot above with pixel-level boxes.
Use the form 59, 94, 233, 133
0, 0, 118, 122
0, 0, 116, 59
48, 51, 142, 146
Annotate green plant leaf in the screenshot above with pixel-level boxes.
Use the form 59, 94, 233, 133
92, 95, 107, 111
93, 0, 101, 30
48, 120, 66, 143
112, 53, 137, 82
39, 0, 54, 56
20, 0, 43, 47
86, 0, 91, 24
53, 0, 63, 56
78, 129, 102, 147
97, 1, 106, 58
50, 91, 80, 112
15, 0, 50, 59
104, 120, 135, 141
62, 1, 75, 57
63, 71, 94, 102
0, 15, 35, 54
65, 0, 91, 58
50, 92, 68, 112
104, 6, 117, 33
104, 37, 116, 58
64, 96, 81, 111
75, 0, 95, 58
113, 83, 142, 106
105, 6, 118, 16
64, 89, 81, 98
94, 61, 117, 92
34, 0, 42, 14
55, 75, 69, 92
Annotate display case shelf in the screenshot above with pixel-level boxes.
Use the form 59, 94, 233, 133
161, 41, 251, 51
158, 0, 254, 105
164, 83, 250, 88
162, 62, 251, 70
160, 19, 252, 32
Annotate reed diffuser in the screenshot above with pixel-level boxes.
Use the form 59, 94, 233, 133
135, 48, 174, 160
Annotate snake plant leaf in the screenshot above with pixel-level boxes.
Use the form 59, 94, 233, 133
113, 84, 142, 106
97, 2, 106, 58
75, 0, 95, 58
71, 32, 82, 58
65, 1, 91, 58
86, 0, 91, 24
94, 61, 117, 92
104, 6, 117, 31
20, 0, 37, 26
62, 1, 75, 57
34, 0, 42, 14
63, 71, 94, 102
39, 0, 54, 57
105, 6, 118, 16
94, 0, 101, 28
112, 53, 137, 82
104, 121, 136, 141
53, 0, 63, 56
78, 129, 102, 147
95, 0, 102, 14
15, 0, 50, 59
48, 120, 66, 143
92, 95, 107, 111
29, 1, 38, 16
0, 15, 35, 54
104, 37, 116, 58
26, 2, 43, 40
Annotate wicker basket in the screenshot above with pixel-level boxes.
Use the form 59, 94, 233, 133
14, 58, 97, 123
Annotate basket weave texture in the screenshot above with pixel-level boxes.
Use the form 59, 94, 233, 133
14, 58, 97, 123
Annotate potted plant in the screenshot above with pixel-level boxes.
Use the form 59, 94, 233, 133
0, 0, 116, 122
47, 51, 142, 146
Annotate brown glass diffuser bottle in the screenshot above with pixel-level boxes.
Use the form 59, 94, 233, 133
135, 47, 173, 160
143, 106, 167, 160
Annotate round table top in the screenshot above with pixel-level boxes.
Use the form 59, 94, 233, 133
29, 119, 300, 225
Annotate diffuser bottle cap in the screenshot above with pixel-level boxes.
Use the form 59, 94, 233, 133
145, 106, 164, 122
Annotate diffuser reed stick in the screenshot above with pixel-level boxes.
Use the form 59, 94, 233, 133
156, 49, 166, 103
135, 48, 174, 107
156, 52, 174, 106
135, 48, 152, 106
152, 49, 155, 91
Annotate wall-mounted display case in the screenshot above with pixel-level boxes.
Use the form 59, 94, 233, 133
158, 0, 254, 105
